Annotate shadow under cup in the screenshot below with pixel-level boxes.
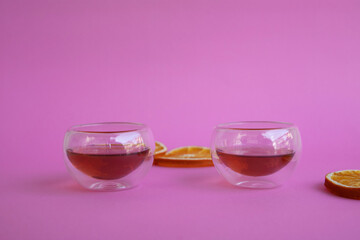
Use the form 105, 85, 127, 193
64, 122, 155, 191
211, 121, 302, 189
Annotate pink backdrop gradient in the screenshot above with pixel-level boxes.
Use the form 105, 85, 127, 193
1, 0, 360, 239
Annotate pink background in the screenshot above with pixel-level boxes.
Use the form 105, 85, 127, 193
1, 0, 360, 239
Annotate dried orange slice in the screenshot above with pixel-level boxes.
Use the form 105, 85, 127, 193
325, 170, 360, 199
154, 146, 213, 167
155, 141, 167, 157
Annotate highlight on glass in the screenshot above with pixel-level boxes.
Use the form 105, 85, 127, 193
211, 121, 301, 189
64, 122, 155, 191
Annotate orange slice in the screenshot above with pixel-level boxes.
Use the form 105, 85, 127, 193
155, 141, 167, 157
154, 146, 213, 167
325, 170, 360, 200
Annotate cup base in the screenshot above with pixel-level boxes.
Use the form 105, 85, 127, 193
235, 180, 279, 189
89, 182, 135, 191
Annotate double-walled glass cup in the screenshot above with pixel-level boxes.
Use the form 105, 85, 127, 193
64, 122, 155, 191
211, 121, 301, 188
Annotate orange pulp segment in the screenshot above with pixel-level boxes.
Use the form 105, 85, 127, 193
155, 141, 167, 157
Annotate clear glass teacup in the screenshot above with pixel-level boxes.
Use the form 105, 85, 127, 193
211, 121, 301, 188
64, 122, 154, 191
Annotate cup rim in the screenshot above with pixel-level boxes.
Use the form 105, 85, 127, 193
216, 121, 296, 130
67, 122, 148, 134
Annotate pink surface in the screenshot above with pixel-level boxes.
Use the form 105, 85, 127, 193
1, 0, 360, 239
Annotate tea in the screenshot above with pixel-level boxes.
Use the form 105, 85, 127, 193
216, 147, 294, 176
66, 144, 150, 180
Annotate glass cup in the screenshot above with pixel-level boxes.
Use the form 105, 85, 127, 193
64, 122, 155, 191
210, 121, 301, 189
